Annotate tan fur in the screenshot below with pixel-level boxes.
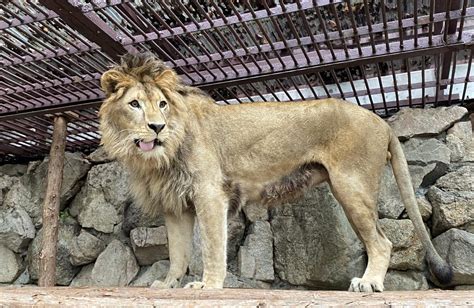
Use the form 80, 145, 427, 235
99, 53, 451, 291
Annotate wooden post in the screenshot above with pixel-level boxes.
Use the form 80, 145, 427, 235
38, 116, 67, 287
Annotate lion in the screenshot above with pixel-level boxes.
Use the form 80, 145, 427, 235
99, 53, 452, 292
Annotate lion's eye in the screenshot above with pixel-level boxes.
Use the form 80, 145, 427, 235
159, 101, 167, 109
129, 100, 140, 108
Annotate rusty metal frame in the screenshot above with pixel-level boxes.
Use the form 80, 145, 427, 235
1, 0, 473, 161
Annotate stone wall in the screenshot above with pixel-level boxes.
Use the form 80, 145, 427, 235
0, 106, 473, 290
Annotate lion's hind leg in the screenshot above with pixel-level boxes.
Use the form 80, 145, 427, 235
328, 172, 392, 292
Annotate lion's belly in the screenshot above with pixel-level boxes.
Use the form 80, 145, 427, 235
231, 162, 329, 205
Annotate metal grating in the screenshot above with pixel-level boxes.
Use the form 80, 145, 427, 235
1, 0, 474, 162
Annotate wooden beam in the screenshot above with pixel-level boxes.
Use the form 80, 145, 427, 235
38, 116, 67, 287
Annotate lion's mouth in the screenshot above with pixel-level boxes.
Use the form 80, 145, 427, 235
134, 139, 162, 152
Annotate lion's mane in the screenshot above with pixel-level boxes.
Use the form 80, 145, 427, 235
99, 53, 207, 216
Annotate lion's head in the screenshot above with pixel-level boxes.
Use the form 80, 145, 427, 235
99, 53, 189, 167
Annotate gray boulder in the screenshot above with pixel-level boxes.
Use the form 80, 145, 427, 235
0, 207, 35, 253
86, 146, 112, 164
0, 245, 22, 283
69, 229, 106, 266
224, 271, 271, 289
416, 195, 433, 221
70, 162, 129, 233
122, 202, 164, 235
446, 121, 473, 162
91, 240, 139, 286
13, 268, 30, 285
433, 229, 474, 286
383, 270, 429, 291
243, 203, 269, 222
403, 138, 451, 168
28, 224, 79, 286
271, 184, 366, 290
379, 219, 425, 270
3, 153, 90, 227
238, 221, 274, 281
428, 165, 474, 236
130, 260, 169, 287
130, 226, 168, 265
0, 175, 18, 205
0, 164, 27, 177
70, 263, 94, 287
387, 106, 468, 140
77, 192, 121, 234
378, 163, 438, 219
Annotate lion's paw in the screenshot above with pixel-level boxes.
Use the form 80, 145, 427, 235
150, 279, 179, 289
184, 281, 206, 289
348, 277, 383, 292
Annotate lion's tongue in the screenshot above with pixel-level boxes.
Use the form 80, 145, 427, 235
139, 140, 155, 152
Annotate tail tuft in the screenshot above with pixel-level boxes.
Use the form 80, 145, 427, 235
428, 253, 453, 285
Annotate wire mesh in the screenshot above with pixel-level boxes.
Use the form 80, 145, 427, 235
1, 0, 473, 162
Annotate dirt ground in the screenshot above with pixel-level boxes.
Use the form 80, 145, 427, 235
0, 286, 473, 307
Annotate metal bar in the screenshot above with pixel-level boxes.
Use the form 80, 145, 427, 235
120, 0, 345, 46
462, 47, 473, 101
0, 3, 57, 30
38, 0, 136, 61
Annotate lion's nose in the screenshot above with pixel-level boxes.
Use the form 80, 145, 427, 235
148, 123, 165, 134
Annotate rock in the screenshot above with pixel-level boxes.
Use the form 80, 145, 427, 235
0, 245, 22, 283
455, 285, 474, 290
462, 136, 474, 162
383, 270, 429, 291
416, 195, 432, 221
3, 153, 90, 227
379, 219, 425, 270
13, 268, 30, 285
70, 263, 94, 287
378, 164, 437, 219
91, 240, 139, 286
0, 207, 35, 253
86, 147, 112, 164
403, 138, 451, 168
70, 162, 129, 233
77, 192, 121, 234
243, 203, 269, 222
271, 184, 367, 290
238, 221, 274, 281
387, 106, 468, 140
446, 121, 473, 162
122, 202, 164, 235
433, 229, 474, 286
28, 224, 79, 286
130, 226, 168, 265
0, 175, 18, 205
69, 230, 106, 266
130, 260, 169, 287
428, 165, 474, 236
0, 164, 27, 177
224, 271, 271, 289
189, 213, 246, 276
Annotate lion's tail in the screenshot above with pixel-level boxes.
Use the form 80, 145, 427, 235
388, 132, 452, 285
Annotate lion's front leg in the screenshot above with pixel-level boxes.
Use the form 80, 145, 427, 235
151, 211, 194, 289
184, 186, 228, 289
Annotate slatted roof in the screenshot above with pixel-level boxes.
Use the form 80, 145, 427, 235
1, 0, 473, 162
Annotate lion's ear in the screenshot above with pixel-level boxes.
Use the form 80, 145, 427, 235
101, 69, 126, 97
155, 69, 178, 91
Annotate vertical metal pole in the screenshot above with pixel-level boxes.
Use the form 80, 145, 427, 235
436, 0, 461, 93
38, 116, 67, 287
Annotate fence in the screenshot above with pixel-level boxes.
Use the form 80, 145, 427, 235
1, 0, 473, 162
